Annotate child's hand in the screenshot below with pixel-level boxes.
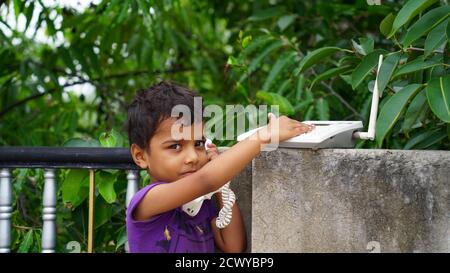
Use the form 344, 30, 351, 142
206, 142, 220, 161
255, 113, 314, 144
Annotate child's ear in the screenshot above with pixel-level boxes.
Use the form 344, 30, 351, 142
130, 143, 149, 169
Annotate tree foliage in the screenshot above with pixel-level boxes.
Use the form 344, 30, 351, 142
0, 0, 449, 252
226, 0, 450, 150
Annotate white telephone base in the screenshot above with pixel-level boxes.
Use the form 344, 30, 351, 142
237, 120, 363, 149
236, 56, 386, 149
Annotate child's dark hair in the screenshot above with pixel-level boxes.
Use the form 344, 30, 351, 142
126, 81, 202, 150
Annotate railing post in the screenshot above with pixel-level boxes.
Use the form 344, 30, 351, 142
126, 170, 139, 208
125, 170, 139, 252
0, 169, 12, 253
42, 169, 56, 253
88, 170, 95, 253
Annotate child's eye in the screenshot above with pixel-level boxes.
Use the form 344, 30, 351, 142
169, 143, 181, 150
195, 140, 205, 147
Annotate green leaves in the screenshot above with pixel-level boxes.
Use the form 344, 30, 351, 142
316, 98, 330, 120
17, 230, 34, 253
297, 47, 344, 74
13, 0, 24, 21
388, 0, 438, 38
256, 91, 294, 115
227, 56, 239, 66
352, 37, 374, 56
402, 5, 450, 47
295, 75, 305, 101
262, 51, 297, 92
402, 90, 428, 133
404, 128, 447, 149
309, 65, 352, 90
242, 36, 252, 49
351, 50, 385, 90
115, 226, 128, 251
63, 128, 123, 209
448, 124, 450, 141
248, 7, 286, 21
238, 31, 253, 49
240, 40, 284, 82
447, 19, 450, 41
63, 138, 101, 147
24, 2, 35, 31
377, 52, 401, 95
380, 13, 395, 37
94, 196, 112, 229
426, 75, 450, 122
277, 15, 297, 32
233, 1, 449, 150
99, 129, 124, 148
393, 56, 442, 78
239, 35, 275, 59
54, 110, 79, 137
304, 105, 315, 120
61, 169, 89, 209
63, 169, 117, 229
97, 171, 117, 204
376, 84, 423, 147
424, 19, 449, 57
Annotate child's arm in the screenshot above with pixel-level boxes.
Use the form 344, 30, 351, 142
211, 194, 246, 252
133, 114, 313, 221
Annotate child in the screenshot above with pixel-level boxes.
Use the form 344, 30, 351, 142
125, 81, 313, 253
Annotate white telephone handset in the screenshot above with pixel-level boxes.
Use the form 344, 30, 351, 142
181, 139, 236, 229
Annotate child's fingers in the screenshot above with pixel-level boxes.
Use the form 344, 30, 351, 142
207, 142, 217, 148
206, 143, 220, 159
208, 149, 219, 157
295, 124, 313, 134
207, 147, 218, 153
294, 122, 314, 131
207, 150, 219, 160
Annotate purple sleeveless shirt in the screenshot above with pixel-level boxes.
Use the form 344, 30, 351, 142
126, 181, 218, 253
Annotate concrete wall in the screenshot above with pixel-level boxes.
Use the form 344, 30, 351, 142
251, 148, 450, 253
228, 162, 252, 252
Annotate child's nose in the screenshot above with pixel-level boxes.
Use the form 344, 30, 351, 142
184, 147, 199, 165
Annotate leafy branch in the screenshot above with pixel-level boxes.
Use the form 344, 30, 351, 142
0, 67, 193, 117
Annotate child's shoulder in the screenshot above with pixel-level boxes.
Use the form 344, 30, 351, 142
127, 182, 167, 213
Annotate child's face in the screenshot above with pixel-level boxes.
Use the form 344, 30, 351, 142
133, 117, 209, 182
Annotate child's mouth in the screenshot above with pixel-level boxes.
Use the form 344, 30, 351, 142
181, 170, 196, 176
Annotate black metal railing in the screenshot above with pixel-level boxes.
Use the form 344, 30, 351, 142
0, 147, 141, 253
0, 147, 139, 169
